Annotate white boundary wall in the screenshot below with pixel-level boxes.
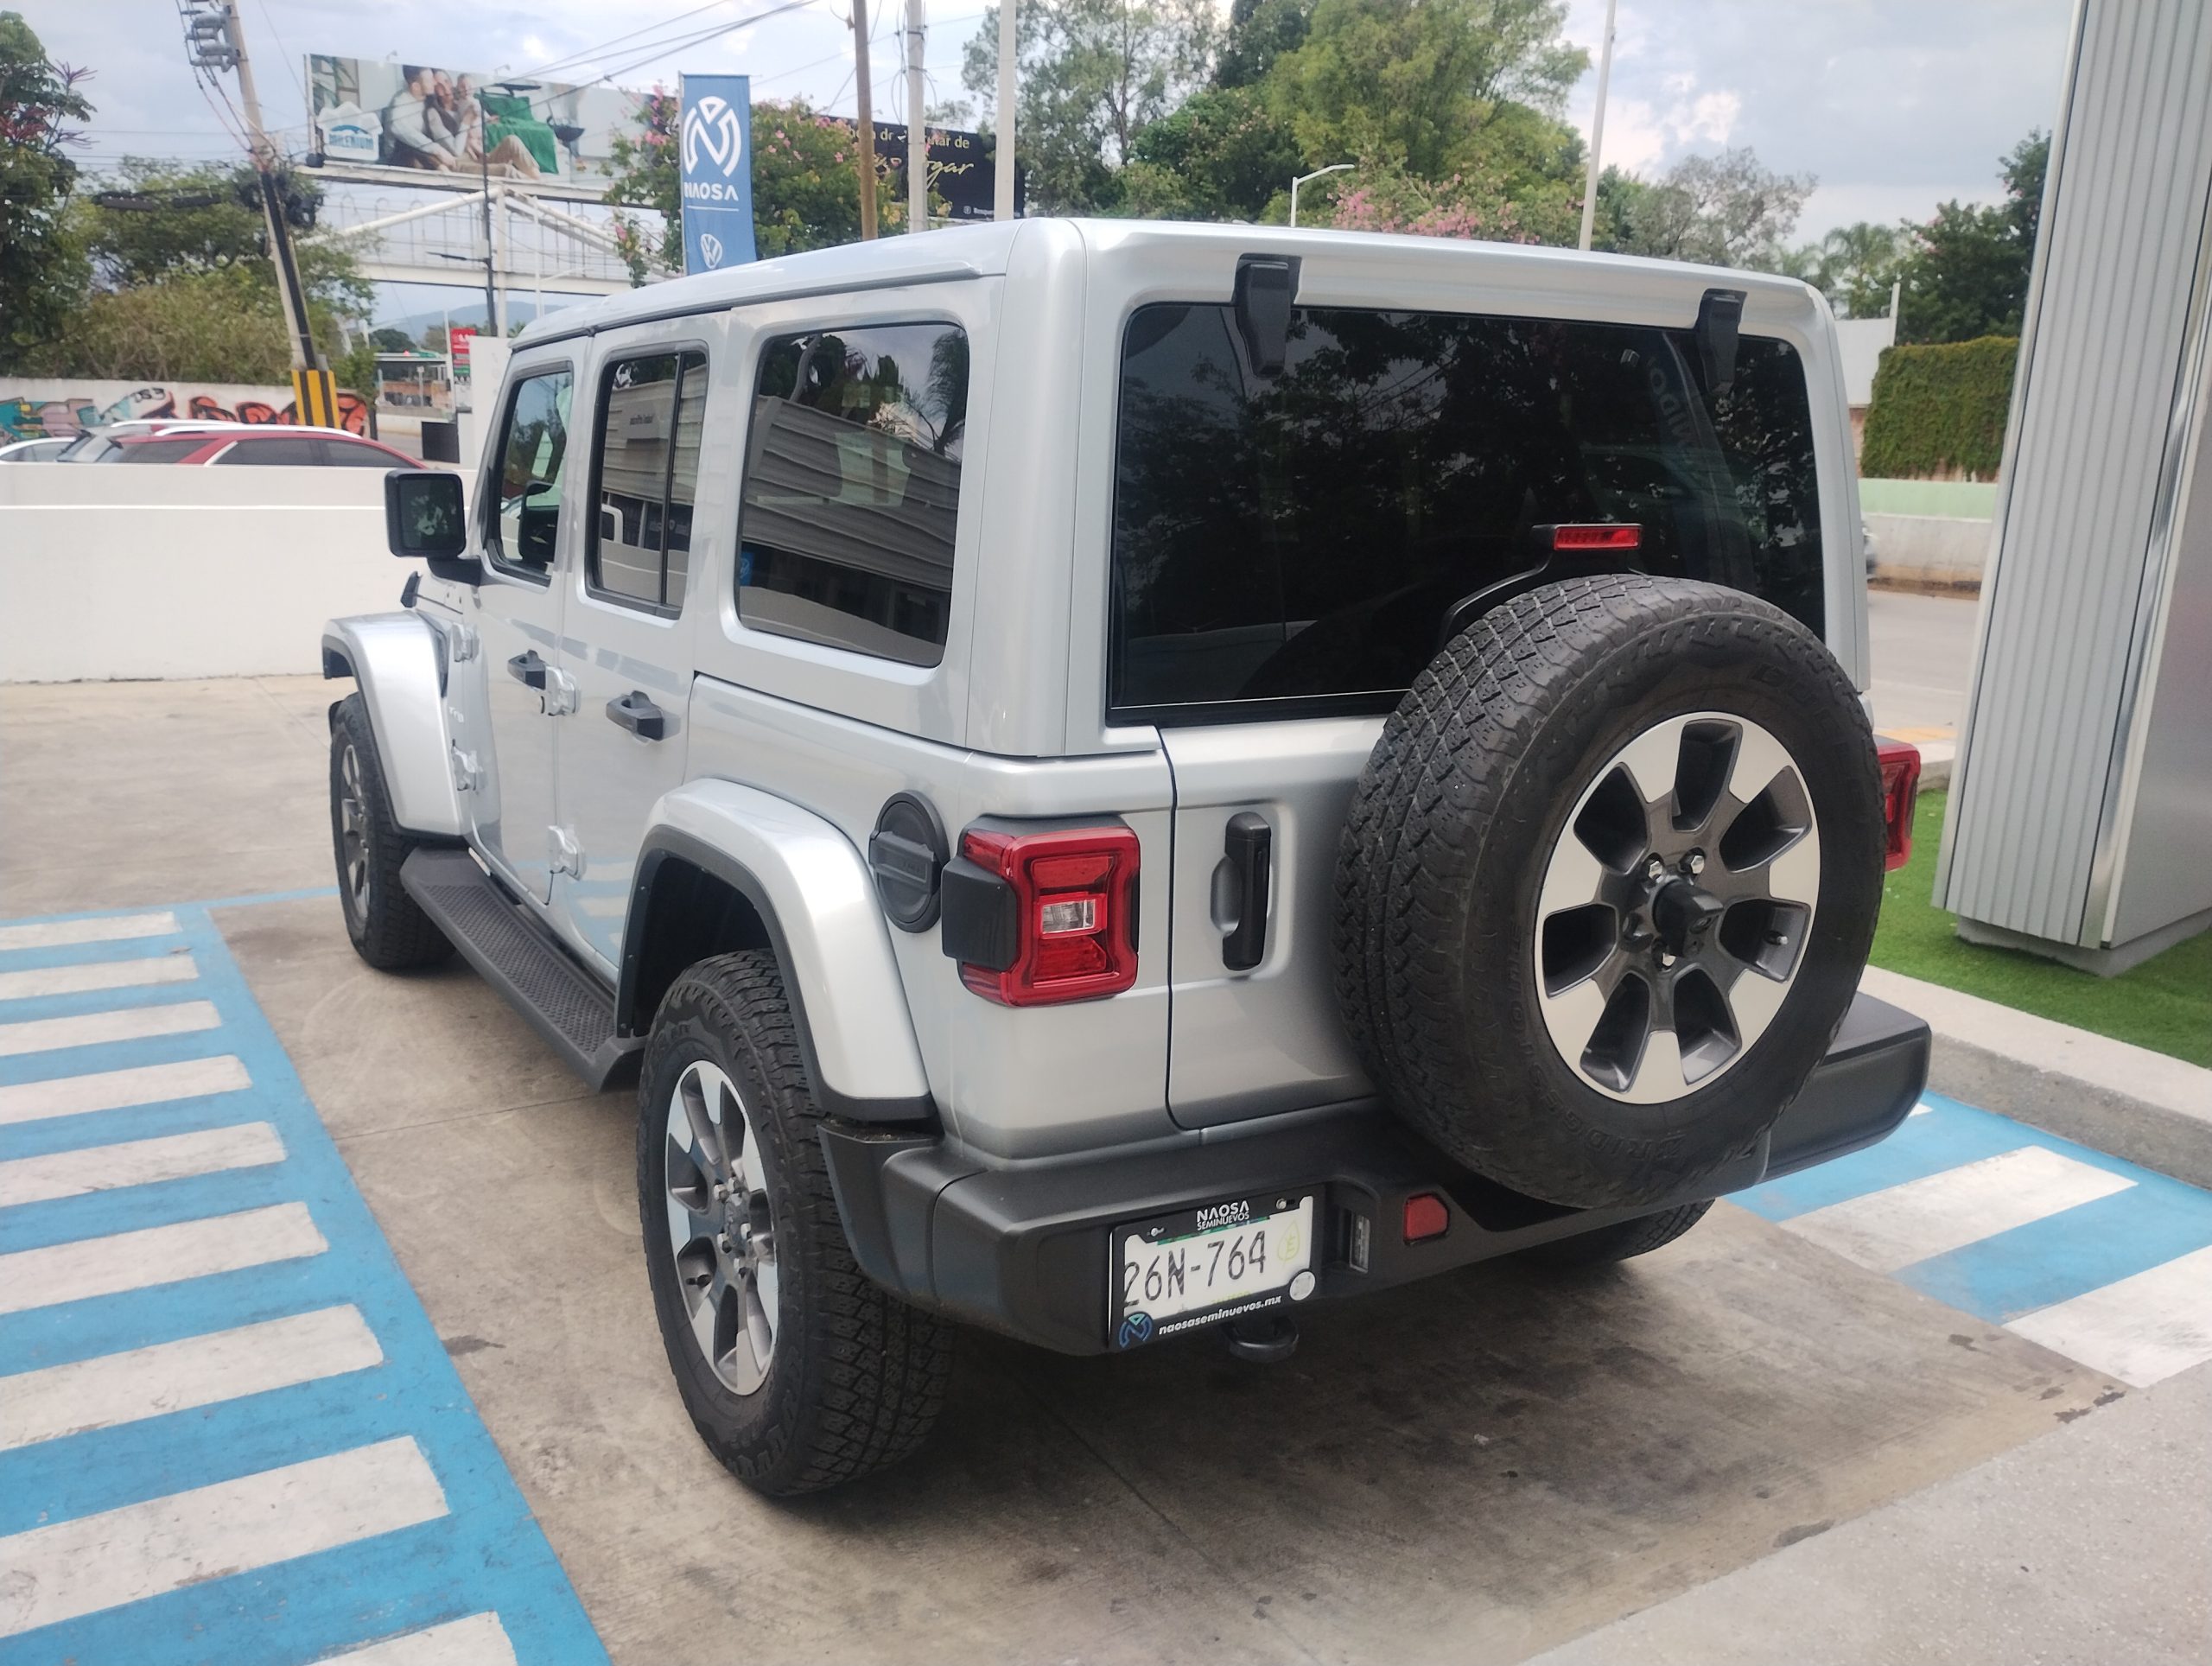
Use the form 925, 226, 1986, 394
0, 467, 435, 683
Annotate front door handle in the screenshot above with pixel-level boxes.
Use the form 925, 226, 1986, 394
1222, 811, 1272, 971
607, 690, 667, 741
506, 650, 547, 690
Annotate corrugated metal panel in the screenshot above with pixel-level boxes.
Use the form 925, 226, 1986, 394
1941, 0, 2212, 944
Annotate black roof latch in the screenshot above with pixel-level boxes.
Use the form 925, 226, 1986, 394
1696, 287, 1746, 396
1234, 254, 1300, 378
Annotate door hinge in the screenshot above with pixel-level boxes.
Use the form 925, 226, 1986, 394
549, 824, 585, 878
447, 622, 480, 663
448, 744, 483, 793
542, 667, 580, 717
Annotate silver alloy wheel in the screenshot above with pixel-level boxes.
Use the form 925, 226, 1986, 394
663, 1059, 779, 1395
338, 741, 370, 918
1533, 711, 1821, 1104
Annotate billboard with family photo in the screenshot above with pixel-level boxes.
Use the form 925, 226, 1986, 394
306, 54, 650, 183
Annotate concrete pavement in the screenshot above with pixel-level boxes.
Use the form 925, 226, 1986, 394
4, 669, 2207, 1665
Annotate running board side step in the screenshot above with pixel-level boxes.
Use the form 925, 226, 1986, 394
400, 848, 642, 1090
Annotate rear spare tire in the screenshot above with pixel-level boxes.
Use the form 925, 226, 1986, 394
1335, 575, 1884, 1209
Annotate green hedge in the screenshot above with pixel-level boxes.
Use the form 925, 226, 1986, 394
1859, 336, 2018, 480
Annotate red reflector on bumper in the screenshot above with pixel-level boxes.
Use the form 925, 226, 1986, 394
1403, 1193, 1449, 1243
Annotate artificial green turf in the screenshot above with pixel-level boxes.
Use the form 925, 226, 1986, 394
1869, 789, 2211, 1067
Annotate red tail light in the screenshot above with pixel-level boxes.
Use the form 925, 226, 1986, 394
1876, 738, 1921, 871
1552, 523, 1641, 551
1403, 1193, 1450, 1243
949, 825, 1141, 1006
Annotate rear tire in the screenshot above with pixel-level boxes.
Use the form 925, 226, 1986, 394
1525, 1201, 1713, 1269
330, 694, 452, 971
638, 951, 951, 1496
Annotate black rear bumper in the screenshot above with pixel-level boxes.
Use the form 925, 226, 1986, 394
822, 992, 1930, 1356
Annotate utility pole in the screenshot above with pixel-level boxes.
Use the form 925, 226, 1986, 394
853, 0, 879, 238
994, 0, 1016, 221
906, 0, 928, 232
482, 82, 540, 337
184, 1, 319, 375
1576, 0, 1618, 252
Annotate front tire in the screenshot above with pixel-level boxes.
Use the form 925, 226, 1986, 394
638, 951, 950, 1496
330, 694, 452, 971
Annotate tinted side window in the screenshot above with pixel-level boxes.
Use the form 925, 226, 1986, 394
114, 438, 210, 464
1110, 306, 1824, 720
488, 368, 575, 579
214, 436, 325, 466
589, 350, 708, 611
735, 322, 967, 667
319, 439, 399, 467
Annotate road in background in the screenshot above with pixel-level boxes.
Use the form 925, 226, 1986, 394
1868, 591, 1979, 779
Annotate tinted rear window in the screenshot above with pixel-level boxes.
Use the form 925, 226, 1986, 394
1110, 305, 1824, 721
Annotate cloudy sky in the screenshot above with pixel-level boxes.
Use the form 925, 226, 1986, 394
36, 0, 2074, 318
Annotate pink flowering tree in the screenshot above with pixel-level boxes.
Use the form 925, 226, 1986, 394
1305, 158, 1545, 244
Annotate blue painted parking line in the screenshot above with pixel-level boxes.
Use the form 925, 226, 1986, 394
0, 905, 607, 1665
1736, 1091, 2212, 1388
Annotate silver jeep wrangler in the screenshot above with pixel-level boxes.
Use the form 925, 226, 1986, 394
327, 220, 1929, 1496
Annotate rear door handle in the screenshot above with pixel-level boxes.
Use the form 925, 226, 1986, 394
505, 650, 547, 690
1222, 811, 1272, 971
606, 690, 667, 741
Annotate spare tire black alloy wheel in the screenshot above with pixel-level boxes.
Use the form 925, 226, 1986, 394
661, 1059, 779, 1396
1536, 711, 1819, 1103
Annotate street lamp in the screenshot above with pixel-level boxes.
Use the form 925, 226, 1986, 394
480, 79, 540, 336
1576, 0, 1618, 251
1289, 163, 1353, 229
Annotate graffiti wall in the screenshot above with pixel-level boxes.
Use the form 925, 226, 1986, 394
0, 380, 371, 443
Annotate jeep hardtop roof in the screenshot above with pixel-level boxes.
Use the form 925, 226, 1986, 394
513, 219, 1830, 353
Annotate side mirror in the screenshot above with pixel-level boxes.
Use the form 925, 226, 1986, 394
385, 468, 470, 566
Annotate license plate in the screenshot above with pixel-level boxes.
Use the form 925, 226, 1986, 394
1111, 1192, 1316, 1348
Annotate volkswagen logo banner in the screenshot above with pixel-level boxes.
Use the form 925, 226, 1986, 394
679, 74, 756, 274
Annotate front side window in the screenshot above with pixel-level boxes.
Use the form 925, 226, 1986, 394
735, 321, 968, 667
589, 350, 709, 611
488, 367, 575, 578
1110, 305, 1825, 720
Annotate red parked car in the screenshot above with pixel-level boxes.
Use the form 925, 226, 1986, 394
103, 427, 423, 468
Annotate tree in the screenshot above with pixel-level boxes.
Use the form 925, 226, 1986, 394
963, 0, 1219, 213
1263, 0, 1586, 181
1305, 155, 1543, 240
1606, 148, 1815, 269
0, 11, 92, 367
370, 326, 416, 353
1120, 84, 1301, 219
607, 91, 920, 283
1215, 0, 1312, 90
77, 157, 365, 315
1895, 131, 2046, 344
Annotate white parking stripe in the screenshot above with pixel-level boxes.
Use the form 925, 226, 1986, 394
0, 1054, 252, 1128
2007, 1243, 2212, 1388
0, 1307, 383, 1451
0, 913, 180, 953
0, 954, 198, 1003
0, 1436, 448, 1638
0, 1122, 285, 1208
0, 1201, 327, 1316
318, 1612, 519, 1665
1781, 1146, 2135, 1273
0, 999, 221, 1059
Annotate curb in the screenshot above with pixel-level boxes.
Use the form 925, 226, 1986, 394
1860, 964, 2212, 1190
